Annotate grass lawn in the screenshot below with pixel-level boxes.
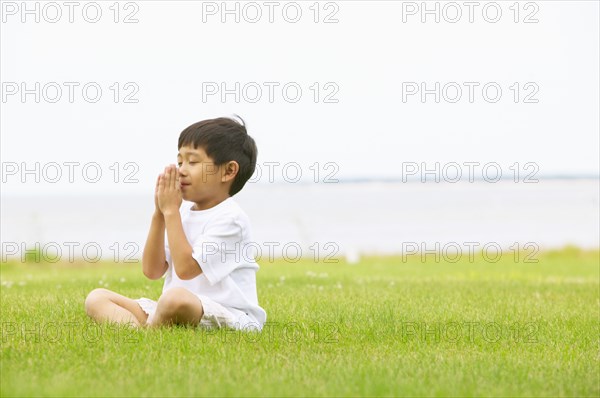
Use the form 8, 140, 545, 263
1, 248, 598, 397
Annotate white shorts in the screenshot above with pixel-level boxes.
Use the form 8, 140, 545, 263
135, 294, 259, 331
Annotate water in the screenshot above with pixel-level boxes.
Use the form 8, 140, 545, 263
1, 180, 598, 261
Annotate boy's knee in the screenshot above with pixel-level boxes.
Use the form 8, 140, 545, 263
156, 288, 194, 315
84, 288, 111, 314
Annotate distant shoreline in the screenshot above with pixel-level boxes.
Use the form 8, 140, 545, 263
335, 175, 600, 184
2, 175, 599, 197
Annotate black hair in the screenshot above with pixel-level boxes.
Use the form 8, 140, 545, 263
178, 116, 257, 196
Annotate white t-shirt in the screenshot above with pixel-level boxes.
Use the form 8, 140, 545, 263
162, 197, 266, 328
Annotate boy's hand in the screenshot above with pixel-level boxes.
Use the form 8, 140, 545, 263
157, 165, 182, 216
154, 174, 162, 216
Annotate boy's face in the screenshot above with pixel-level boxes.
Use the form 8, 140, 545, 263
176, 145, 234, 206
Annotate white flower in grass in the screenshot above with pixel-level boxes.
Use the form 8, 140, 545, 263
318, 273, 328, 278
98, 280, 104, 285
279, 276, 286, 282
18, 281, 26, 286
56, 284, 62, 289
119, 277, 126, 283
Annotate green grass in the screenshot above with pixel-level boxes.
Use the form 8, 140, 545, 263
1, 248, 598, 397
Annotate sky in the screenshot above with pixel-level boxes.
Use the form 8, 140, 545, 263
1, 0, 599, 195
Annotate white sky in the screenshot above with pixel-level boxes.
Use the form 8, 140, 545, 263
1, 0, 599, 195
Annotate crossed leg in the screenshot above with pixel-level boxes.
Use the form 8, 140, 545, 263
84, 287, 204, 328
148, 287, 204, 327
84, 288, 148, 327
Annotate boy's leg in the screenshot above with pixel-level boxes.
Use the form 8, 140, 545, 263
85, 288, 149, 327
148, 287, 204, 327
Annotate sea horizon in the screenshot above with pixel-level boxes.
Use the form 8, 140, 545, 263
2, 179, 598, 261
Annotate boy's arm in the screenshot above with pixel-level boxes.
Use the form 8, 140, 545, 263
163, 211, 203, 280
158, 165, 203, 280
142, 212, 168, 279
142, 175, 168, 280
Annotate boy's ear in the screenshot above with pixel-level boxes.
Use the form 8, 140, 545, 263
222, 161, 239, 182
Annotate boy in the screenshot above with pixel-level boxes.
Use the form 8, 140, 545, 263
84, 116, 266, 331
